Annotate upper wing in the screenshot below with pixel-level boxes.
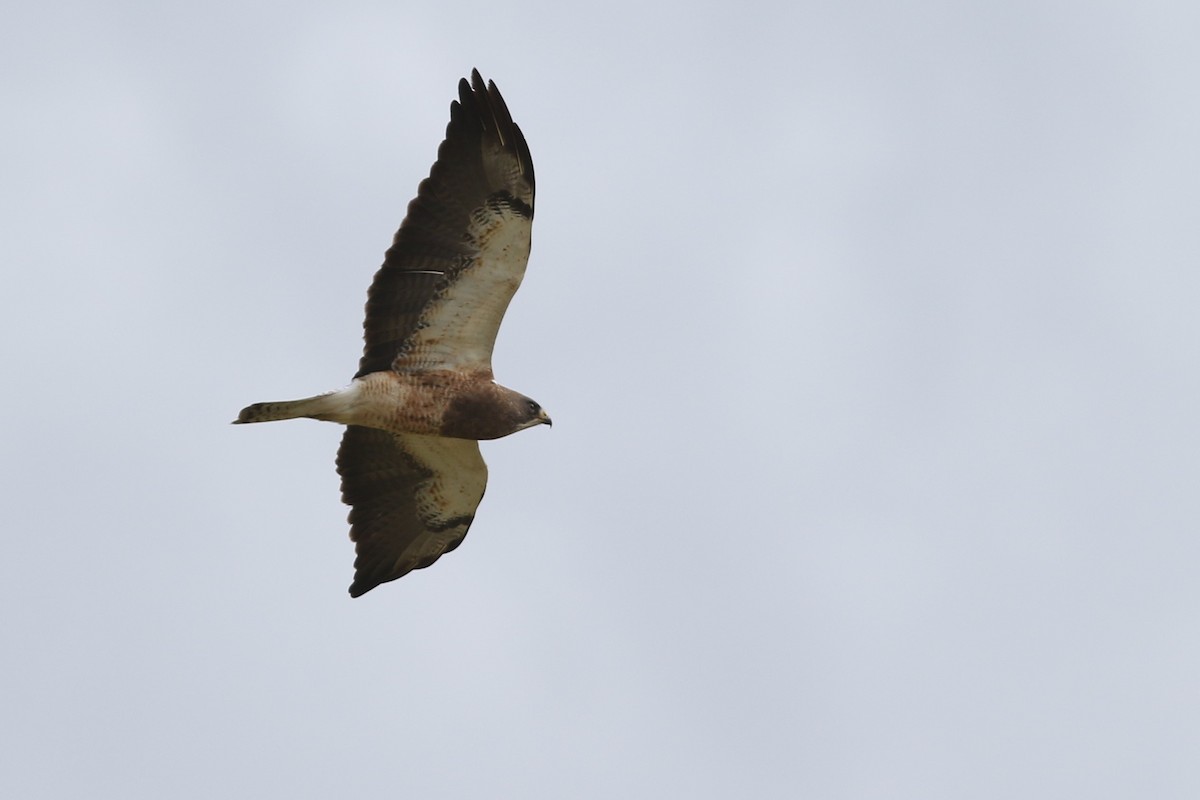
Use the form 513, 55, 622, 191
356, 69, 536, 378
336, 425, 488, 597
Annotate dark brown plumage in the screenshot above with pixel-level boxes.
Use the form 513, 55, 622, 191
357, 70, 535, 378
235, 70, 549, 597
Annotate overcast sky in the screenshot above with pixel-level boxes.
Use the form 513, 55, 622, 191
4, 1, 1199, 797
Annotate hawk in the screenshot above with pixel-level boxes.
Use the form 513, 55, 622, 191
235, 70, 549, 597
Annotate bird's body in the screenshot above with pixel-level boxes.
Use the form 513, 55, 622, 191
237, 370, 544, 441
235, 70, 549, 597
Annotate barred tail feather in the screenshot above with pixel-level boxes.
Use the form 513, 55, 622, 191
233, 393, 342, 424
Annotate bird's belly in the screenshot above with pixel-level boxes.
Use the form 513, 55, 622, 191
347, 371, 453, 436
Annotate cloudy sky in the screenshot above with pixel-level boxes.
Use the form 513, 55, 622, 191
4, 1, 1199, 797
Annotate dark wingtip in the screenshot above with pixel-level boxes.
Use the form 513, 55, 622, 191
348, 572, 378, 598
457, 68, 536, 202
349, 575, 387, 598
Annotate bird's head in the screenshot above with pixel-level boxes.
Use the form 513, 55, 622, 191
516, 396, 553, 431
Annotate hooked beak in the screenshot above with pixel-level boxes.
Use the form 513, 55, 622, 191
538, 409, 553, 428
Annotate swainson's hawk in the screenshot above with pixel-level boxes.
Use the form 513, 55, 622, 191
235, 70, 549, 597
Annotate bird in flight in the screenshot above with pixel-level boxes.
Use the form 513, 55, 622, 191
235, 70, 549, 597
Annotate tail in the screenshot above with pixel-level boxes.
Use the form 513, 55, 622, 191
233, 392, 343, 424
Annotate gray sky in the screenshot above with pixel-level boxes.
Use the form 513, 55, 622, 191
4, 1, 1199, 797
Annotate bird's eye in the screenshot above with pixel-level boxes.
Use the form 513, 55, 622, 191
527, 400, 539, 413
